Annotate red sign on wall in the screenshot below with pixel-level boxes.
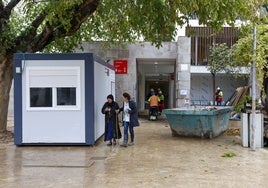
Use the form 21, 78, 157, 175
114, 60, 128, 74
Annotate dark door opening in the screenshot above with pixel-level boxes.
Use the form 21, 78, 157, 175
145, 80, 169, 109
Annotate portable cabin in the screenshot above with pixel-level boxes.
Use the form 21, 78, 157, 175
13, 53, 115, 145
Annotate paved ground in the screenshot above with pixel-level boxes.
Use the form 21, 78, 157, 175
1, 118, 268, 188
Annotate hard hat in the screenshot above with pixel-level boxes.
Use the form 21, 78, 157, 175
217, 87, 220, 90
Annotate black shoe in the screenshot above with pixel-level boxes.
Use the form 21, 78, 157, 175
107, 141, 112, 146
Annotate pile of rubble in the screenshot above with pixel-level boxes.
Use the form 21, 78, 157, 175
223, 128, 240, 136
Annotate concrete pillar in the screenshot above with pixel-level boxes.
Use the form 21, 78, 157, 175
169, 79, 175, 108
176, 37, 191, 107
138, 72, 146, 109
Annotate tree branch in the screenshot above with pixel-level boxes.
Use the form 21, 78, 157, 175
0, 0, 21, 19
0, 1, 4, 13
65, 0, 99, 36
27, 0, 99, 52
13, 13, 47, 51
7, 0, 99, 53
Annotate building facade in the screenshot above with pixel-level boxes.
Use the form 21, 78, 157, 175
76, 33, 248, 113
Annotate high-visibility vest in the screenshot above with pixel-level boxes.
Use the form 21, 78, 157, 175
158, 94, 164, 101
148, 95, 159, 106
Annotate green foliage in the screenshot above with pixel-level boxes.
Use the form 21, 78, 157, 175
231, 23, 268, 90
47, 0, 183, 51
0, 0, 264, 53
0, 0, 266, 53
221, 151, 236, 158
234, 95, 251, 113
208, 43, 231, 75
230, 2, 268, 101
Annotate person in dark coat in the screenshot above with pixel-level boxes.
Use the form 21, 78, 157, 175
118, 92, 140, 147
101, 94, 122, 146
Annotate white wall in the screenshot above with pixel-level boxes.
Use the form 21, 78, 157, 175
190, 74, 248, 105
94, 62, 115, 140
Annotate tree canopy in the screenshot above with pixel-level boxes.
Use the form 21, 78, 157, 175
1, 0, 256, 54
208, 43, 231, 102
45, 0, 257, 51
231, 23, 268, 112
208, 43, 231, 76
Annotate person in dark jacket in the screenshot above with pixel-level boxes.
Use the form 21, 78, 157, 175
118, 92, 140, 147
101, 94, 122, 146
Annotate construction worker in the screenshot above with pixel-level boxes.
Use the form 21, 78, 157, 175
148, 91, 160, 120
215, 87, 223, 106
158, 90, 165, 115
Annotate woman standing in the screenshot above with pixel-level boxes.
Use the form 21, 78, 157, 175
101, 94, 122, 146
118, 92, 140, 147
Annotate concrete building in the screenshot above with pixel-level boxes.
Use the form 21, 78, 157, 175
76, 35, 248, 114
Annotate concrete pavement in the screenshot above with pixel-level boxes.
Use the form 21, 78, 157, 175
1, 118, 268, 188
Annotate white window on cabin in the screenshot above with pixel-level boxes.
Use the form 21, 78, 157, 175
57, 87, 76, 106
30, 88, 52, 107
26, 66, 80, 111
29, 87, 77, 108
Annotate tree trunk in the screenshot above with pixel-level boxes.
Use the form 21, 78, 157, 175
0, 55, 13, 133
263, 76, 268, 115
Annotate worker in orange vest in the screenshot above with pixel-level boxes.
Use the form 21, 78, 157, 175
148, 91, 160, 120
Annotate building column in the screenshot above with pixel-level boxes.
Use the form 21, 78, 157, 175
176, 37, 191, 107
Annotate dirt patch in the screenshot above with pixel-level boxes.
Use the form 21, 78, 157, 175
0, 120, 14, 144
223, 128, 240, 136
0, 131, 14, 143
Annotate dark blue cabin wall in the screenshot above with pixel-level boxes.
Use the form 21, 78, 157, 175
13, 55, 23, 145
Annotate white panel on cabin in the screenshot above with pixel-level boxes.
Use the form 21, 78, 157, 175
29, 68, 78, 76
28, 67, 79, 87
22, 112, 85, 143
94, 62, 115, 140
30, 75, 77, 87
22, 61, 85, 143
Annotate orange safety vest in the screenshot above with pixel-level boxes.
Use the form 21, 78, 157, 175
148, 95, 159, 107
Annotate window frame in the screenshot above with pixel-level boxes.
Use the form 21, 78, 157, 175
26, 66, 81, 111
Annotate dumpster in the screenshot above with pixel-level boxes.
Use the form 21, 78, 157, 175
163, 106, 232, 138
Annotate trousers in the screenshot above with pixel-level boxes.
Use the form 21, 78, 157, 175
123, 121, 134, 144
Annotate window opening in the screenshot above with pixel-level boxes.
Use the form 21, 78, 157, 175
57, 87, 76, 106
30, 88, 52, 107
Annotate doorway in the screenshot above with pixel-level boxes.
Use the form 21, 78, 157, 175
136, 58, 176, 111
145, 81, 169, 109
